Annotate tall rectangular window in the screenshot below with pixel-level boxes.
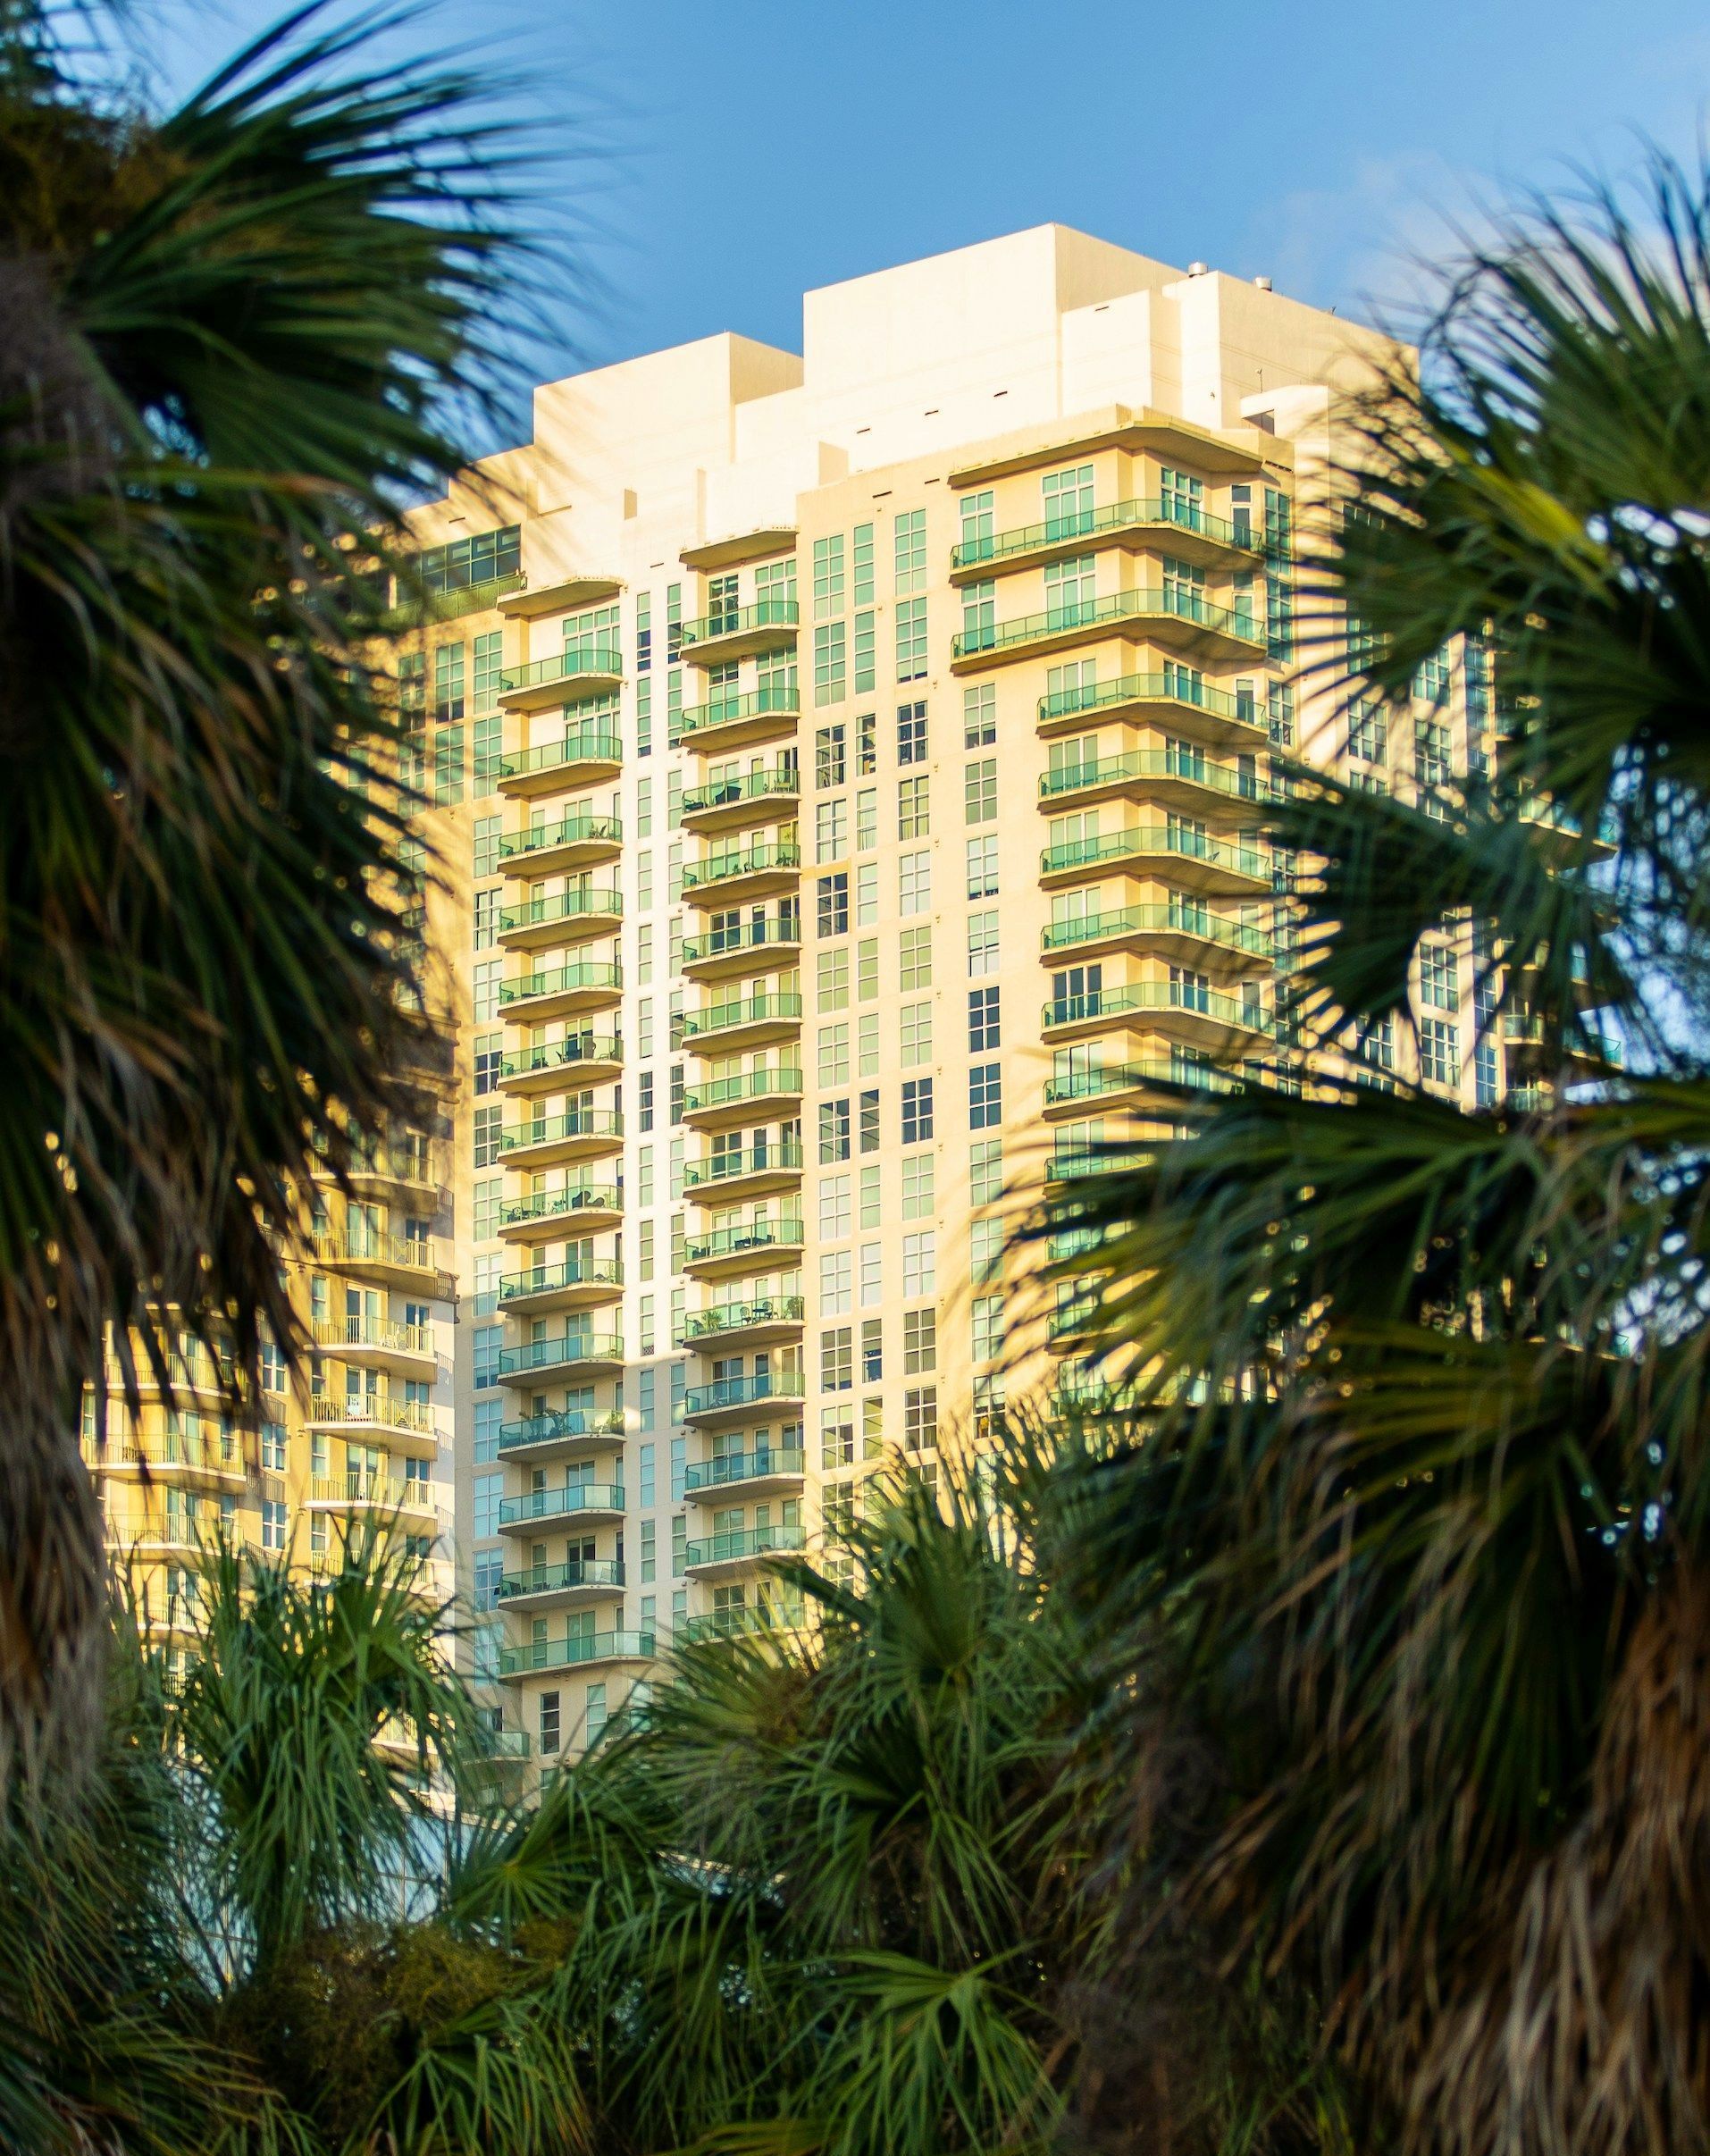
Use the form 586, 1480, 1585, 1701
1421, 1017, 1459, 1088
970, 1137, 1002, 1205
817, 873, 849, 937
968, 1061, 1002, 1129
968, 986, 1000, 1051
853, 522, 875, 604
963, 682, 996, 747
903, 1306, 937, 1373
966, 835, 999, 899
901, 1001, 932, 1067
901, 1151, 935, 1220
895, 599, 927, 683
898, 775, 930, 838
473, 815, 501, 879
853, 611, 876, 693
897, 701, 927, 765
814, 621, 847, 707
899, 927, 933, 991
816, 723, 847, 788
964, 758, 997, 823
968, 911, 1000, 976
901, 1230, 936, 1297
901, 1078, 934, 1144
893, 508, 926, 594
900, 851, 931, 914
432, 642, 465, 721
472, 630, 503, 711
813, 534, 845, 620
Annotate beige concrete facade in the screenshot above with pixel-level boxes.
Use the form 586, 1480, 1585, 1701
96, 224, 1516, 1762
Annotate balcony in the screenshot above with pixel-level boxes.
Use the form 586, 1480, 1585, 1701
1036, 670, 1270, 745
681, 992, 803, 1052
497, 1406, 626, 1467
499, 960, 622, 1023
498, 573, 623, 621
310, 1320, 437, 1376
497, 647, 624, 711
1043, 1060, 1238, 1115
306, 1473, 440, 1525
683, 1140, 804, 1202
497, 1482, 626, 1532
84, 1437, 243, 1489
499, 1182, 623, 1244
498, 1033, 622, 1097
682, 840, 801, 905
1041, 825, 1270, 897
683, 1522, 807, 1577
498, 727, 623, 799
498, 1109, 624, 1170
309, 1230, 443, 1292
679, 1605, 798, 1646
498, 1332, 624, 1385
329, 1149, 440, 1206
952, 588, 1263, 673
683, 1371, 806, 1424
1039, 749, 1270, 814
304, 1380, 437, 1444
677, 1296, 806, 1348
681, 1067, 803, 1128
498, 887, 623, 951
499, 811, 623, 878
1041, 903, 1271, 973
493, 1557, 626, 1612
680, 767, 801, 831
1042, 981, 1269, 1051
679, 600, 800, 667
681, 916, 801, 978
499, 1629, 653, 1677
677, 684, 802, 753
498, 1256, 624, 1315
682, 1216, 806, 1279
951, 496, 1266, 580
684, 1447, 807, 1503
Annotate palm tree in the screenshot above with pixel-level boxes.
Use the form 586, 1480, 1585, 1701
0, 3, 522, 1785
1038, 154, 1710, 2155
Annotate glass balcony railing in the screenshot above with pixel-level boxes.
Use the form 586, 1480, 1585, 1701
499, 729, 623, 782
681, 768, 801, 815
499, 961, 623, 1007
499, 1110, 624, 1154
309, 1230, 438, 1274
497, 1333, 624, 1377
679, 600, 800, 649
683, 1069, 802, 1113
499, 812, 622, 861
684, 1448, 807, 1493
497, 1484, 625, 1526
498, 1406, 624, 1453
683, 1141, 804, 1188
1039, 750, 1269, 804
682, 842, 801, 891
498, 1257, 624, 1300
499, 1035, 622, 1083
681, 993, 804, 1039
683, 1372, 806, 1415
310, 1317, 433, 1358
499, 1629, 653, 1675
499, 648, 623, 694
1042, 905, 1272, 960
1036, 670, 1265, 731
952, 495, 1265, 569
678, 685, 801, 737
1042, 826, 1269, 880
499, 889, 623, 934
954, 588, 1262, 661
1043, 983, 1267, 1032
678, 1296, 807, 1344
683, 1219, 805, 1265
1044, 1060, 1237, 1104
681, 919, 800, 965
684, 1523, 807, 1567
494, 1557, 626, 1601
499, 1184, 621, 1231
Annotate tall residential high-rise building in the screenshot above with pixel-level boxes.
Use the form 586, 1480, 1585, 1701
96, 226, 1513, 1764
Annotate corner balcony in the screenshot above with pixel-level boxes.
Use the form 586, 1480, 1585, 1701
498, 726, 623, 800
497, 1406, 626, 1469
952, 588, 1264, 675
499, 1628, 653, 1678
679, 600, 799, 667
684, 1447, 807, 1505
499, 959, 622, 1023
497, 647, 623, 711
498, 1331, 624, 1386
1036, 670, 1270, 747
681, 916, 801, 980
1042, 982, 1269, 1054
682, 1370, 806, 1427
683, 1139, 804, 1203
677, 1296, 806, 1350
493, 1556, 626, 1614
497, 1254, 624, 1317
499, 1108, 624, 1171
683, 1521, 807, 1580
84, 1438, 244, 1491
499, 1181, 624, 1245
681, 1067, 803, 1129
498, 1032, 623, 1098
498, 887, 623, 951
951, 496, 1265, 581
1039, 749, 1270, 817
497, 1482, 626, 1534
310, 1316, 436, 1378
682, 1215, 806, 1280
681, 991, 804, 1053
682, 840, 801, 907
1040, 825, 1270, 898
1043, 1060, 1239, 1118
309, 1229, 444, 1294
677, 685, 801, 754
680, 767, 801, 832
499, 811, 623, 879
1041, 903, 1271, 976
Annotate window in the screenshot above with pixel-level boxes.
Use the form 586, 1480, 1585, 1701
898, 773, 930, 838
966, 835, 999, 899
821, 1326, 853, 1391
640, 1519, 657, 1583
964, 758, 997, 824
474, 1033, 502, 1095
432, 725, 465, 806
971, 1214, 1004, 1281
820, 1249, 852, 1314
901, 1152, 935, 1221
816, 724, 847, 788
856, 787, 876, 850
1416, 717, 1453, 810
972, 1294, 1004, 1363
820, 1172, 851, 1237
474, 887, 499, 952
900, 927, 933, 990
539, 1691, 561, 1757
473, 1327, 501, 1389
813, 533, 845, 620
474, 958, 500, 1022
1347, 699, 1387, 763
967, 911, 1000, 977
638, 1070, 655, 1132
258, 1496, 287, 1552
474, 1178, 499, 1239
968, 986, 1000, 1051
473, 1103, 502, 1168
901, 1001, 933, 1067
963, 682, 995, 748
859, 1090, 880, 1153
900, 851, 931, 914
818, 1022, 851, 1086
901, 1078, 934, 1144
1419, 942, 1458, 1011
819, 946, 850, 1010
1420, 1016, 1459, 1088
903, 1306, 937, 1373
814, 621, 847, 707
474, 1549, 503, 1612
903, 1386, 938, 1449
474, 1472, 503, 1538
822, 1407, 856, 1470
895, 598, 927, 683
474, 815, 501, 879
474, 1397, 502, 1462
819, 1097, 851, 1162
968, 1062, 1002, 1129
897, 701, 928, 765
853, 613, 876, 694
433, 642, 465, 721
817, 798, 848, 861
817, 873, 849, 937
970, 1138, 1002, 1206
901, 1230, 937, 1298
893, 508, 926, 593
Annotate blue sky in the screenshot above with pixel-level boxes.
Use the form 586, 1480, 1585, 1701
153, 0, 1710, 401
